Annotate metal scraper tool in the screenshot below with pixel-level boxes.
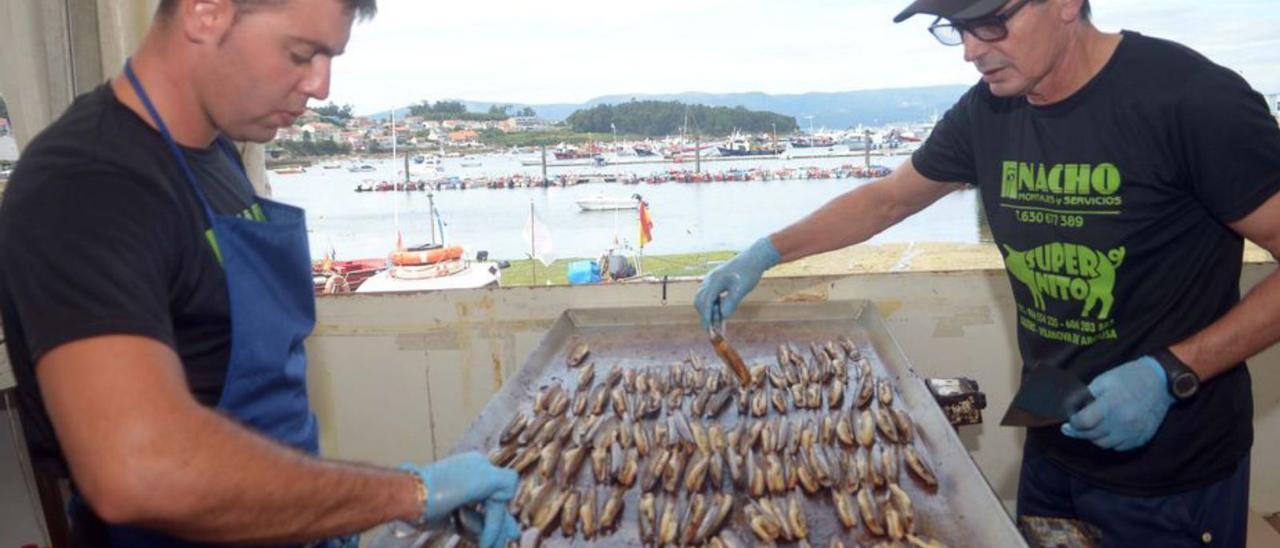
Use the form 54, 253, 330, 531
1000, 364, 1096, 427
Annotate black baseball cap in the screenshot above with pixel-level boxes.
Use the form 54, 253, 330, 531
893, 0, 1009, 23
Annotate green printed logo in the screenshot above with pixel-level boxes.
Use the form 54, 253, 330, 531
1002, 243, 1125, 319
1000, 161, 1122, 200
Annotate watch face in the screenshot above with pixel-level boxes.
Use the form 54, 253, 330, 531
1173, 373, 1199, 398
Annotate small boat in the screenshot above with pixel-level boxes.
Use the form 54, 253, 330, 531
272, 166, 306, 175
321, 162, 343, 170
576, 193, 641, 212
313, 257, 387, 294
347, 162, 376, 172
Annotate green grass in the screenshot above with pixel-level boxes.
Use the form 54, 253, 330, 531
499, 250, 736, 286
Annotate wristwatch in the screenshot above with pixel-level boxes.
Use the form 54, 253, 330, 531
1153, 347, 1200, 400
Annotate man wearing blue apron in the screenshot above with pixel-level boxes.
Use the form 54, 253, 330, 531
0, 1, 519, 546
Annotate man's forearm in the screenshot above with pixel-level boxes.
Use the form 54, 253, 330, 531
1172, 267, 1280, 382
117, 405, 420, 543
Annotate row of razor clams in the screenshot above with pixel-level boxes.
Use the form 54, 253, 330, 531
489, 338, 949, 547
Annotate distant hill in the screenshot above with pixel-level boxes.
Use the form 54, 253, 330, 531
367, 84, 972, 129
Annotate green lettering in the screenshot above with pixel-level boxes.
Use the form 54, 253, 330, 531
1063, 244, 1079, 275
1034, 164, 1049, 192
1092, 163, 1121, 195
1077, 248, 1099, 277
1002, 161, 1020, 198
1019, 162, 1036, 193
1064, 164, 1090, 195
1046, 164, 1064, 193
1069, 277, 1089, 300
1049, 243, 1065, 273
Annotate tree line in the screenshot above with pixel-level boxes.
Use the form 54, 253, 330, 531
407, 100, 536, 121
566, 100, 797, 137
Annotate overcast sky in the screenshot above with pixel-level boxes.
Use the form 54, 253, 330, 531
328, 0, 1280, 114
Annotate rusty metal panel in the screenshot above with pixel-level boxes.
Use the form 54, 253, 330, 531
447, 300, 1026, 547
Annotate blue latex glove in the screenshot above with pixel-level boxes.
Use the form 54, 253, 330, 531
1061, 356, 1175, 451
401, 452, 519, 548
694, 237, 782, 329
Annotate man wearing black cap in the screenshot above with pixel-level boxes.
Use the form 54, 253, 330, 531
695, 0, 1280, 544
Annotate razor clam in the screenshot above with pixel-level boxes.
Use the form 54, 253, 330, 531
622, 367, 637, 393
759, 498, 794, 541
694, 493, 735, 543
888, 482, 915, 528
771, 388, 790, 414
560, 488, 581, 537
691, 420, 711, 455
736, 387, 752, 415
893, 408, 915, 444
500, 413, 528, 445
510, 444, 541, 475
876, 407, 901, 443
681, 494, 709, 546
833, 356, 849, 381
609, 386, 629, 417
855, 450, 871, 488
768, 365, 789, 389
635, 369, 650, 393
691, 389, 712, 417
517, 527, 541, 548
560, 444, 587, 484
858, 486, 886, 536
706, 367, 723, 393
829, 378, 845, 409
518, 414, 548, 446
765, 453, 787, 494
799, 418, 817, 452
821, 414, 836, 445
878, 378, 894, 406
532, 488, 567, 536
617, 417, 635, 449
587, 384, 609, 416
634, 421, 651, 457
708, 452, 725, 490
868, 447, 886, 489
776, 343, 792, 368
795, 453, 821, 494
904, 445, 938, 487
745, 420, 766, 454
806, 382, 824, 408
719, 530, 750, 548
538, 439, 562, 480
579, 486, 598, 540
839, 336, 859, 358
547, 384, 570, 417
882, 444, 900, 483
855, 375, 876, 408
672, 412, 695, 447
836, 410, 856, 446
778, 418, 795, 454
604, 365, 623, 388
590, 441, 610, 483
859, 358, 873, 379
658, 494, 679, 545
789, 383, 807, 409
653, 418, 671, 450
760, 420, 776, 454
641, 448, 669, 492
843, 453, 863, 492
886, 506, 907, 540
533, 416, 563, 446
807, 446, 834, 488
787, 493, 809, 540
570, 391, 589, 416
857, 409, 877, 447
617, 448, 639, 488
599, 487, 625, 532
566, 342, 590, 367
555, 415, 577, 443
519, 479, 551, 526
709, 423, 726, 454
745, 502, 781, 543
751, 389, 769, 417
726, 446, 746, 489
663, 446, 689, 493
576, 361, 595, 389
666, 385, 684, 411
638, 492, 657, 544
750, 364, 768, 387
747, 450, 766, 498
834, 489, 859, 530
707, 388, 734, 418
489, 444, 518, 467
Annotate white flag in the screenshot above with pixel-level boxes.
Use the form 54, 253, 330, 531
523, 208, 557, 267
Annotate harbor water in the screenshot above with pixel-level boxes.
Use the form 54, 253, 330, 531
270, 152, 986, 261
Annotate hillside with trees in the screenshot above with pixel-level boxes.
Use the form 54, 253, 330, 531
566, 100, 796, 137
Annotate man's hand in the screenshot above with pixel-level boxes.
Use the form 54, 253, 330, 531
1061, 356, 1175, 451
694, 237, 781, 329
401, 452, 519, 548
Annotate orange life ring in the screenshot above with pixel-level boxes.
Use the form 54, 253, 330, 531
389, 245, 464, 266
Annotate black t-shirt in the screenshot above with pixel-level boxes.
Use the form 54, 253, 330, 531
913, 31, 1280, 496
0, 83, 255, 473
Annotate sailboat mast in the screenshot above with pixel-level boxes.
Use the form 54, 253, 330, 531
392, 106, 399, 241
428, 192, 437, 246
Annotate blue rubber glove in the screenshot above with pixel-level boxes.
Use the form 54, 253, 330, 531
1061, 356, 1175, 451
401, 452, 519, 548
694, 237, 782, 329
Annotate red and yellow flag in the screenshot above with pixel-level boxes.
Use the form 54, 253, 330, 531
639, 201, 654, 247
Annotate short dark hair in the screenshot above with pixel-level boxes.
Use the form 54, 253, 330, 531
1080, 0, 1091, 21
158, 0, 377, 21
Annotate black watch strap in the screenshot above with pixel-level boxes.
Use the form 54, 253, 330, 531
1153, 347, 1200, 400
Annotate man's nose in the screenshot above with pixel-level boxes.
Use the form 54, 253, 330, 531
300, 56, 332, 100
962, 32, 989, 64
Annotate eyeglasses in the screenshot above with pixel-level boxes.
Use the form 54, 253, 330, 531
928, 0, 1039, 46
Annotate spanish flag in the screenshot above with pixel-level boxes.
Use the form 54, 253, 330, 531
639, 200, 654, 247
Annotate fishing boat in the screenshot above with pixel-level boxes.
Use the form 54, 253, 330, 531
347, 162, 376, 172
272, 166, 307, 175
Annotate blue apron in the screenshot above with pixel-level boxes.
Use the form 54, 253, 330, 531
73, 59, 324, 547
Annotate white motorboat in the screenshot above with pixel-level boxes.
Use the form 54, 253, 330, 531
356, 259, 502, 293
576, 194, 640, 212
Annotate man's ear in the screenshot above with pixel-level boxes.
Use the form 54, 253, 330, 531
175, 0, 238, 46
